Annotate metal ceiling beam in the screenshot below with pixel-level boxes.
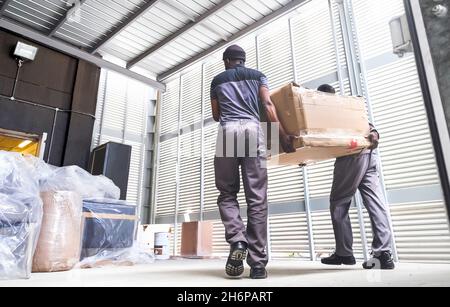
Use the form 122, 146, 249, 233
48, 0, 88, 37
89, 0, 159, 54
127, 0, 236, 69
0, 0, 14, 15
157, 0, 310, 81
0, 18, 166, 91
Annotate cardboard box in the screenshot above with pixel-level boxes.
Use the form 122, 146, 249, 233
270, 83, 371, 165
181, 221, 213, 258
271, 82, 370, 136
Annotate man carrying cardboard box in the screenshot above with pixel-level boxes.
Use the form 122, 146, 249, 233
316, 84, 395, 270
210, 45, 295, 279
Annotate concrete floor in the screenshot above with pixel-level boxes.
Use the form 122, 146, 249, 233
1, 259, 450, 287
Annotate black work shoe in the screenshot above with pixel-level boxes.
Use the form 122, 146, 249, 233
225, 242, 247, 277
250, 267, 267, 279
321, 253, 356, 266
363, 251, 395, 270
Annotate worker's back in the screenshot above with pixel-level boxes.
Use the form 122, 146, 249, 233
211, 64, 268, 124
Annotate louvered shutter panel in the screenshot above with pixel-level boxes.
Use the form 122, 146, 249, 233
291, 0, 338, 83
258, 19, 308, 249
125, 142, 143, 204
177, 67, 203, 215
268, 166, 304, 204
124, 80, 148, 204
181, 67, 202, 126
203, 123, 220, 213
202, 59, 223, 215
366, 57, 440, 189
101, 71, 127, 135
155, 79, 180, 218
92, 69, 107, 148
258, 19, 294, 90
312, 208, 365, 259
390, 202, 450, 262
352, 0, 405, 60
178, 130, 202, 214
307, 161, 335, 199
236, 36, 257, 70
155, 138, 178, 217
212, 220, 229, 257
269, 213, 310, 259
160, 80, 180, 135
92, 69, 151, 207
203, 58, 224, 120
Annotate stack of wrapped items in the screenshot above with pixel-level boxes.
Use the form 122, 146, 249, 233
0, 151, 153, 279
0, 152, 42, 280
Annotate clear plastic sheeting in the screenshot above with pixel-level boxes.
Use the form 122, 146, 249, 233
0, 151, 43, 280
39, 165, 120, 200
77, 199, 154, 268
76, 244, 155, 269
32, 191, 83, 272
0, 151, 142, 278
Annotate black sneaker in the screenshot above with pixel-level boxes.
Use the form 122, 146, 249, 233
225, 242, 247, 277
363, 251, 395, 270
250, 267, 267, 279
321, 253, 356, 266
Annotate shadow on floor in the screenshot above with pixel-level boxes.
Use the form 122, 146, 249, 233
266, 266, 360, 277
128, 265, 360, 280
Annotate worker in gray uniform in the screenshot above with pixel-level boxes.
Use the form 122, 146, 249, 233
211, 45, 295, 279
317, 84, 395, 270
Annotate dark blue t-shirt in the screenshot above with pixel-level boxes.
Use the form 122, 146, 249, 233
210, 65, 269, 123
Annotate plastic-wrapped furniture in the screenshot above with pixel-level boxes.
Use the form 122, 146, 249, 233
80, 199, 137, 260
40, 165, 120, 200
77, 199, 154, 268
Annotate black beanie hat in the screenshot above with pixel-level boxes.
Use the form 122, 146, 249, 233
223, 45, 246, 61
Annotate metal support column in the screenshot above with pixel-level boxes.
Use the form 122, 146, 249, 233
173, 75, 183, 256
200, 64, 206, 221
96, 70, 108, 148
122, 79, 129, 144
255, 34, 272, 261
336, 0, 359, 94
328, 0, 346, 93
288, 17, 316, 261
336, 0, 370, 260
150, 90, 163, 224
303, 167, 317, 261
137, 88, 151, 216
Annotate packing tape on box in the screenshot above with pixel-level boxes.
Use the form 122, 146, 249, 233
82, 212, 138, 221
299, 128, 371, 137
301, 137, 371, 148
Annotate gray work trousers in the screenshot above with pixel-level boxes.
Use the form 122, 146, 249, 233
330, 153, 393, 257
214, 120, 268, 268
